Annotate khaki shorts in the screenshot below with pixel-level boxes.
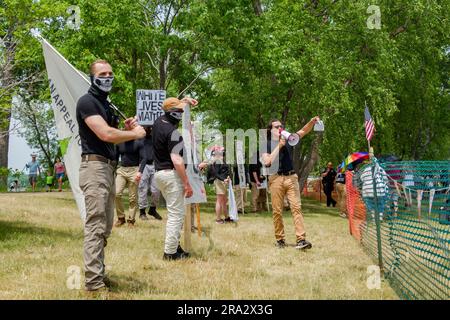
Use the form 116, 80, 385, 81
214, 179, 227, 195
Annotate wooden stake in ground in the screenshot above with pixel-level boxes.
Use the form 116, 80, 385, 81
184, 204, 192, 251
195, 203, 202, 236
240, 188, 245, 215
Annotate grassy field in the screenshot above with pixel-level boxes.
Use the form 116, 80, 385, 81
0, 191, 397, 300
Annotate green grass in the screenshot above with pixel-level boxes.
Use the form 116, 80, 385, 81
0, 191, 398, 299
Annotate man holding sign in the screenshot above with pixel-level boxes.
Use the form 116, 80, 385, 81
153, 96, 197, 261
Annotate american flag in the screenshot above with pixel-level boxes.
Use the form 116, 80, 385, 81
364, 105, 375, 141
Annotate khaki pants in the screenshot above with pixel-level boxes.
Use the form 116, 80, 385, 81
234, 185, 248, 211
79, 160, 115, 290
115, 166, 138, 221
336, 183, 347, 215
155, 169, 185, 254
250, 182, 267, 212
268, 174, 306, 242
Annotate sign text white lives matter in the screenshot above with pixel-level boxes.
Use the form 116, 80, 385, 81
136, 89, 166, 125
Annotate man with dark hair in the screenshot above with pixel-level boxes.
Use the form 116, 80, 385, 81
153, 96, 197, 260
76, 59, 145, 292
262, 117, 319, 250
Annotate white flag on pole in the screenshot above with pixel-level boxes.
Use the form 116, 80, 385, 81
228, 179, 238, 221
41, 38, 89, 219
182, 104, 207, 204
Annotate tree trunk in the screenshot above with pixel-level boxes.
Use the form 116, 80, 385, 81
252, 0, 263, 16
294, 133, 322, 190
0, 28, 16, 185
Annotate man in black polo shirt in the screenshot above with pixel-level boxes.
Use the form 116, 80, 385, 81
153, 96, 196, 260
76, 59, 145, 292
262, 117, 319, 250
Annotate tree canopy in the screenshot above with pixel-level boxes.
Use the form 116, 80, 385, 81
1, 0, 448, 182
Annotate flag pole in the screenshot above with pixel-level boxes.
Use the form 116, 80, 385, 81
365, 101, 383, 275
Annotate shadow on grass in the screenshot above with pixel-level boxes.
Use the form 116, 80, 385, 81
107, 275, 150, 294
0, 219, 80, 250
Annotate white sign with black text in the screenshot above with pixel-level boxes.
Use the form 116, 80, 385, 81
136, 90, 166, 125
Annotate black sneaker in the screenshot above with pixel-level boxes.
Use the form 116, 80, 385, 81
295, 240, 312, 250
148, 207, 162, 220
276, 239, 287, 248
177, 245, 190, 257
224, 217, 233, 223
163, 251, 189, 261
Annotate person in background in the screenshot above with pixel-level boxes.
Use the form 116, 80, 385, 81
249, 151, 267, 213
45, 170, 54, 192
114, 139, 143, 227
54, 157, 65, 192
136, 126, 162, 222
201, 146, 232, 224
321, 162, 337, 207
26, 154, 41, 192
335, 170, 347, 218
233, 164, 249, 214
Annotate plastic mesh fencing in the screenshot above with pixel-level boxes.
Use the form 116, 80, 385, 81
346, 160, 450, 300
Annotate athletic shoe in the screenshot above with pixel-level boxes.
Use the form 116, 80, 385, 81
177, 245, 190, 257
148, 207, 162, 220
215, 219, 224, 224
295, 240, 312, 250
163, 251, 189, 261
139, 214, 149, 221
276, 239, 287, 248
224, 217, 233, 223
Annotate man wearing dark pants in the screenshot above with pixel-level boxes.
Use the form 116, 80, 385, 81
153, 96, 196, 260
322, 162, 337, 207
136, 126, 162, 221
76, 59, 145, 292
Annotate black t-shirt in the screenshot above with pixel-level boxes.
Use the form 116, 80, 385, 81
152, 114, 184, 170
115, 139, 143, 167
139, 135, 155, 173
76, 86, 116, 160
266, 140, 295, 175
322, 168, 337, 186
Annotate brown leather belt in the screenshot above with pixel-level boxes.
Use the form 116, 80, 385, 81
82, 154, 117, 167
277, 170, 296, 176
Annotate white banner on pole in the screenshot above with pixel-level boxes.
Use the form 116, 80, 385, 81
228, 179, 238, 221
182, 105, 207, 204
136, 90, 166, 126
41, 38, 87, 219
236, 140, 246, 188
